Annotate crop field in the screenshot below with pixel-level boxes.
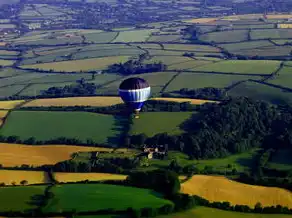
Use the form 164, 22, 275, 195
165, 73, 261, 92
22, 96, 123, 107
218, 40, 273, 52
112, 29, 156, 42
0, 100, 25, 109
193, 60, 280, 75
162, 44, 220, 52
147, 35, 181, 42
199, 30, 248, 43
55, 172, 127, 183
0, 110, 8, 119
20, 56, 130, 72
184, 18, 218, 23
0, 143, 112, 167
0, 111, 125, 145
84, 32, 119, 43
152, 97, 219, 105
0, 185, 46, 212
43, 184, 172, 213
251, 29, 292, 40
158, 206, 292, 218
0, 50, 19, 56
231, 45, 292, 57
130, 112, 193, 137
181, 175, 292, 208
0, 59, 14, 66
0, 170, 46, 185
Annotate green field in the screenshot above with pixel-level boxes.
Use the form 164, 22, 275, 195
130, 112, 194, 137
0, 186, 45, 212
251, 29, 292, 40
158, 206, 292, 218
267, 66, 292, 88
193, 60, 280, 74
145, 149, 257, 173
267, 149, 292, 171
43, 184, 172, 213
165, 73, 262, 92
112, 29, 155, 42
0, 59, 15, 66
227, 81, 292, 105
199, 30, 248, 43
218, 40, 273, 51
0, 111, 126, 145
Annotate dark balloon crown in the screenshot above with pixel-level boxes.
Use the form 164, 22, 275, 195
119, 77, 150, 90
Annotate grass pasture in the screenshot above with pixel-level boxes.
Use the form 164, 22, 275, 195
0, 111, 125, 145
193, 60, 280, 74
43, 184, 172, 213
0, 59, 14, 66
152, 97, 219, 104
22, 96, 123, 107
0, 100, 25, 109
227, 81, 292, 106
158, 206, 292, 218
0, 143, 112, 167
112, 29, 156, 42
130, 112, 193, 137
0, 185, 46, 212
181, 175, 292, 208
251, 29, 292, 40
200, 30, 248, 43
0, 170, 46, 185
20, 56, 130, 72
165, 72, 261, 92
55, 172, 127, 183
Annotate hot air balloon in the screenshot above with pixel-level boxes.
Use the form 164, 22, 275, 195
119, 77, 151, 118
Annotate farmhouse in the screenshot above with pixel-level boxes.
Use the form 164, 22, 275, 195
142, 145, 167, 159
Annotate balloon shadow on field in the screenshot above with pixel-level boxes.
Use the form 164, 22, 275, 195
107, 115, 131, 147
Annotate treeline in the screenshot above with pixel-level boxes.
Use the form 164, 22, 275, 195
106, 59, 167, 75
163, 87, 228, 101
40, 81, 97, 97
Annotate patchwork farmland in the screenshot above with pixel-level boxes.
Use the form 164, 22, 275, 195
1, 0, 292, 216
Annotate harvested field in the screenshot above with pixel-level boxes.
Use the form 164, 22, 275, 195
0, 143, 112, 167
22, 96, 123, 107
0, 170, 46, 185
0, 110, 8, 119
0, 100, 25, 109
267, 14, 292, 19
20, 56, 130, 72
181, 175, 292, 208
184, 18, 218, 23
200, 30, 248, 43
152, 97, 219, 104
158, 206, 292, 218
55, 172, 127, 183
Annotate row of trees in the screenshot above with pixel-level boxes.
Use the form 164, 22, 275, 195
106, 60, 167, 75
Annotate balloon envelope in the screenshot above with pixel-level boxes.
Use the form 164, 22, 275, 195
119, 77, 151, 112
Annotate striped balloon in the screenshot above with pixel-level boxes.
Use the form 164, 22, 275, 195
119, 77, 151, 112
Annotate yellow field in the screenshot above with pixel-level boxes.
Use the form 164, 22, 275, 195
152, 97, 219, 105
181, 175, 292, 208
0, 100, 25, 109
20, 56, 130, 72
184, 18, 218, 23
267, 14, 292, 19
0, 110, 8, 119
0, 170, 45, 185
0, 143, 113, 167
55, 172, 127, 183
22, 96, 123, 107
278, 24, 292, 29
